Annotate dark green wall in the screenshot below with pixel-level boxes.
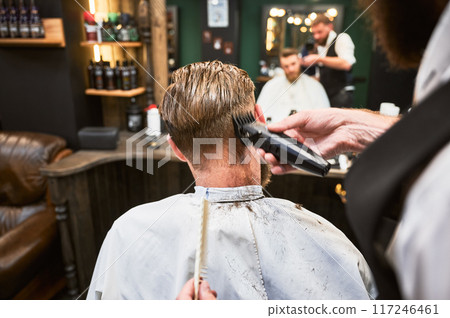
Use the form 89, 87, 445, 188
167, 0, 373, 107
167, 0, 202, 67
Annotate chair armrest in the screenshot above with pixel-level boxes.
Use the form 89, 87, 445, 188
0, 208, 57, 299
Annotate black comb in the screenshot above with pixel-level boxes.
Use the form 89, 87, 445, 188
232, 112, 331, 177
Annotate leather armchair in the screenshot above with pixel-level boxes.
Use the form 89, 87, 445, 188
0, 131, 72, 299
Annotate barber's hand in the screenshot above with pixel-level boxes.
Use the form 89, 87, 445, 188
260, 108, 398, 174
302, 54, 321, 67
176, 278, 218, 300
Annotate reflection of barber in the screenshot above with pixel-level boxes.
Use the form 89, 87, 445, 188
302, 14, 355, 108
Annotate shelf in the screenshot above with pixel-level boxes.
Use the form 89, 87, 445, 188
0, 18, 65, 47
80, 41, 142, 48
85, 87, 145, 97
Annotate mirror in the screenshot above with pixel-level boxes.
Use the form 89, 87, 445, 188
261, 4, 345, 66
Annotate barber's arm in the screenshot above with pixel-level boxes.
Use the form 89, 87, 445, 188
302, 33, 356, 71
260, 108, 399, 174
303, 55, 352, 71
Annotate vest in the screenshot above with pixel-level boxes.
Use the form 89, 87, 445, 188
318, 34, 353, 99
345, 80, 450, 299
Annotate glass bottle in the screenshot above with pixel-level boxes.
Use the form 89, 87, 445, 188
18, 0, 29, 38
126, 97, 143, 132
128, 18, 139, 41
130, 60, 138, 89
0, 0, 9, 38
94, 61, 104, 90
121, 60, 131, 90
8, 0, 18, 38
104, 61, 115, 90
118, 13, 130, 41
114, 60, 122, 90
29, 0, 44, 38
87, 59, 95, 88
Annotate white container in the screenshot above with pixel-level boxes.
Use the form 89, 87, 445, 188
146, 104, 161, 137
380, 102, 400, 117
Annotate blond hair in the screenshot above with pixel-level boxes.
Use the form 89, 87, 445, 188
160, 61, 255, 162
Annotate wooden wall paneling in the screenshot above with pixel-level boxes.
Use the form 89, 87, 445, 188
65, 172, 97, 291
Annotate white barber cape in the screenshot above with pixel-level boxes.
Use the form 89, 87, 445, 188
87, 185, 376, 300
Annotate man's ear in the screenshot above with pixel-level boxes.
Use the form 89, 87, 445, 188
167, 135, 188, 162
254, 104, 266, 124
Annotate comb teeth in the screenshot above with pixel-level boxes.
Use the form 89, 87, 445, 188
234, 112, 256, 126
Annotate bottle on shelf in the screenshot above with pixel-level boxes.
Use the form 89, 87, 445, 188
8, 0, 18, 38
126, 97, 143, 132
108, 12, 118, 26
87, 60, 95, 89
128, 18, 139, 42
94, 60, 104, 90
83, 10, 97, 42
138, 0, 150, 40
104, 61, 115, 90
29, 0, 44, 38
18, 0, 29, 38
0, 0, 9, 38
118, 13, 130, 41
145, 104, 161, 137
121, 60, 131, 90
101, 19, 116, 42
130, 60, 138, 89
114, 60, 122, 90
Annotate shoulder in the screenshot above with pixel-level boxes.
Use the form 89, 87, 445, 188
263, 197, 344, 234
336, 32, 354, 45
257, 76, 287, 104
264, 75, 286, 88
112, 193, 198, 236
299, 74, 320, 85
299, 75, 327, 92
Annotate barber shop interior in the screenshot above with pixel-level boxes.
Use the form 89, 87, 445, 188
1, 0, 450, 304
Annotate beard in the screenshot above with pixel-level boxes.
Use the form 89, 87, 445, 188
316, 37, 327, 46
261, 163, 272, 188
359, 0, 448, 69
286, 71, 301, 83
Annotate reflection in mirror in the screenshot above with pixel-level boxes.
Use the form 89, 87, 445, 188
262, 4, 344, 66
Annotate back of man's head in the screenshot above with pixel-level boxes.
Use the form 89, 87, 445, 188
160, 61, 255, 163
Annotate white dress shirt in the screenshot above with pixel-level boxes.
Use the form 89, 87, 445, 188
257, 74, 330, 124
87, 185, 376, 299
317, 30, 356, 66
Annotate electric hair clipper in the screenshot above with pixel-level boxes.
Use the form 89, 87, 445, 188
232, 113, 331, 177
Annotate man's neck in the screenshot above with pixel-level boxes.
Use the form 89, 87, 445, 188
319, 30, 336, 48
191, 162, 261, 188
